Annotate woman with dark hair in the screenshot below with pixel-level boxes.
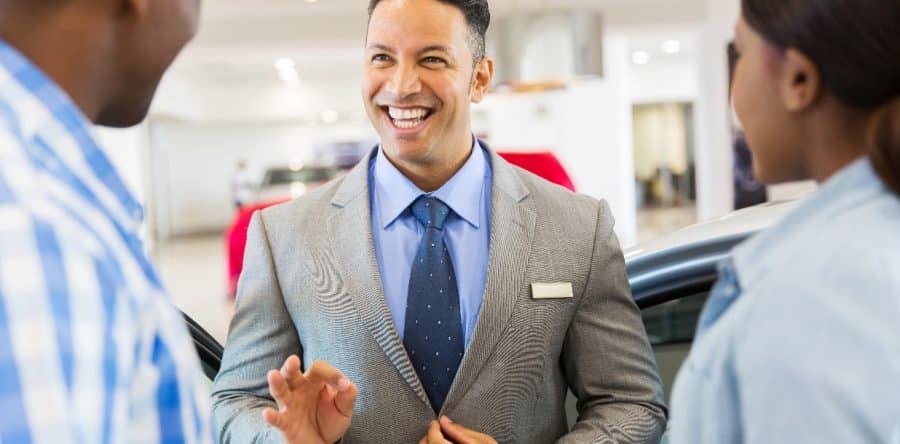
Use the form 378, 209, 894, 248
667, 0, 900, 442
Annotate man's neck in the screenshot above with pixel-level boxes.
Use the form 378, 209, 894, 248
385, 139, 475, 193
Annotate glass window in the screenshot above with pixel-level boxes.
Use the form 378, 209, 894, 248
641, 290, 710, 407
642, 291, 709, 346
264, 167, 336, 186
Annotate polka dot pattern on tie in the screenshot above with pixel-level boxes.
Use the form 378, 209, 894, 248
402, 195, 464, 413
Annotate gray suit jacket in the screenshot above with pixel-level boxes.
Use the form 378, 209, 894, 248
212, 147, 667, 443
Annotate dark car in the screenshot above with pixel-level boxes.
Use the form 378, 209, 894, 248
189, 201, 795, 431
255, 165, 340, 203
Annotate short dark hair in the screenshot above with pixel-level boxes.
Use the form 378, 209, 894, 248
742, 0, 900, 195
367, 0, 490, 63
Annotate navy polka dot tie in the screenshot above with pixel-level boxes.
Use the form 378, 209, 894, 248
403, 196, 464, 413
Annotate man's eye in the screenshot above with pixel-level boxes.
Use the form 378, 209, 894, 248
372, 54, 391, 63
422, 57, 446, 65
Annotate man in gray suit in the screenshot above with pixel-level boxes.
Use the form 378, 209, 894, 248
212, 0, 667, 442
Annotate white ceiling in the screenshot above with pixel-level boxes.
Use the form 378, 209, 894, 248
190, 0, 706, 52
199, 0, 707, 22
164, 0, 708, 106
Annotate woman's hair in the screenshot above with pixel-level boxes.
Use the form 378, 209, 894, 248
741, 0, 900, 195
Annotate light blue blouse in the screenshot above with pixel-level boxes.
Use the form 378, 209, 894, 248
668, 158, 900, 443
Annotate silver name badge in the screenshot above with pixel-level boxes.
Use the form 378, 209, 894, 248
531, 282, 574, 299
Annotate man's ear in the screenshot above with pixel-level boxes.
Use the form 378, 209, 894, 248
780, 48, 821, 112
470, 57, 494, 103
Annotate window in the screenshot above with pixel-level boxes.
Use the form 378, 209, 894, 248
641, 290, 710, 405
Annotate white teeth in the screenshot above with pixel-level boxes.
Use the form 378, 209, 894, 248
388, 107, 429, 120
394, 118, 422, 129
387, 106, 429, 129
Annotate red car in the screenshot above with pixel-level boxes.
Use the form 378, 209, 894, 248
224, 151, 575, 299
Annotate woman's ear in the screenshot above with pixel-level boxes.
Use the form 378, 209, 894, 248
779, 48, 822, 112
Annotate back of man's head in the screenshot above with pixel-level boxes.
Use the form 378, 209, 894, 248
0, 0, 201, 128
367, 0, 490, 63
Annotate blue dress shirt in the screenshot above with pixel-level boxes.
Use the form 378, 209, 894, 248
668, 158, 900, 443
369, 140, 492, 348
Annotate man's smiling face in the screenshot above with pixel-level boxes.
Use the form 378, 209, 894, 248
362, 0, 482, 168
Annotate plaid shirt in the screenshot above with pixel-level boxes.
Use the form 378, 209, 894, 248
0, 41, 212, 443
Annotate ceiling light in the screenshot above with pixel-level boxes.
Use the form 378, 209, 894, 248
662, 40, 682, 54
278, 69, 299, 83
275, 58, 295, 71
631, 51, 650, 65
321, 110, 339, 124
290, 182, 308, 197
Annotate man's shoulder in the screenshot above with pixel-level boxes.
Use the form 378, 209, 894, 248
0, 118, 28, 160
0, 201, 111, 308
256, 174, 349, 228
1, 198, 106, 253
503, 163, 610, 226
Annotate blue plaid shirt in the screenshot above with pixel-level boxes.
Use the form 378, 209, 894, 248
0, 41, 212, 443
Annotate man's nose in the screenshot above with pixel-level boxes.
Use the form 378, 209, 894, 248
386, 62, 422, 98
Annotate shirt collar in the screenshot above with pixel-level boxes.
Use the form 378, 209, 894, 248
373, 137, 488, 229
732, 157, 884, 286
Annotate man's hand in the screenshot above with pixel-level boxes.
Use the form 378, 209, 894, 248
262, 355, 357, 444
418, 416, 498, 444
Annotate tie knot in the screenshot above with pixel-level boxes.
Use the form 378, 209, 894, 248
411, 196, 451, 230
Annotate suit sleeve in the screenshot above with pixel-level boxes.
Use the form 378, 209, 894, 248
557, 200, 668, 443
211, 211, 298, 444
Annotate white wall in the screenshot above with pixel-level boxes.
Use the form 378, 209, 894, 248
693, 0, 739, 220
476, 37, 638, 246
94, 124, 156, 248
150, 121, 373, 238
629, 58, 698, 105
95, 125, 147, 202
154, 71, 366, 124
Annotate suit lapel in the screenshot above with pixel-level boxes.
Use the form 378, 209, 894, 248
443, 149, 536, 412
325, 150, 432, 409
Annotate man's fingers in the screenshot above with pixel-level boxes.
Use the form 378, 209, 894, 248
305, 359, 350, 385
439, 416, 472, 443
262, 407, 283, 429
305, 359, 352, 392
428, 420, 450, 444
267, 369, 291, 406
333, 381, 357, 418
281, 355, 303, 390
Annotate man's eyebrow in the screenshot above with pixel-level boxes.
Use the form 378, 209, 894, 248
419, 45, 452, 55
366, 44, 394, 52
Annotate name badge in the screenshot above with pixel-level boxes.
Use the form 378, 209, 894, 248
531, 282, 574, 300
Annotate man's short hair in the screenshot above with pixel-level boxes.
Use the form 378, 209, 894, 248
367, 0, 490, 64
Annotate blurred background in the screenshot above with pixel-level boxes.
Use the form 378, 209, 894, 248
96, 0, 817, 342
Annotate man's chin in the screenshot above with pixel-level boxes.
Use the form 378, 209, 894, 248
379, 139, 432, 163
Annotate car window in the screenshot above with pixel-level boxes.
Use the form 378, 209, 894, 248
264, 168, 335, 186
640, 290, 710, 406
642, 291, 709, 346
